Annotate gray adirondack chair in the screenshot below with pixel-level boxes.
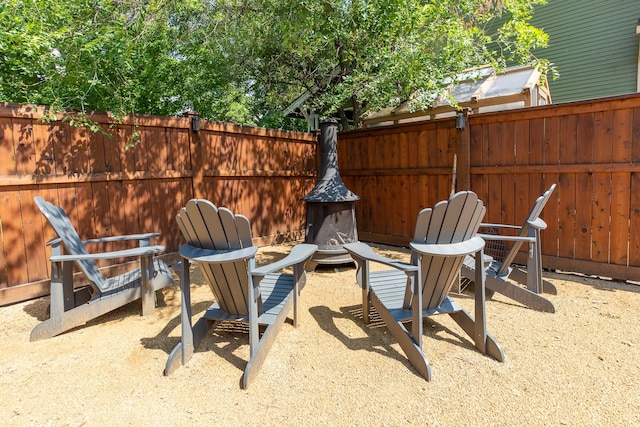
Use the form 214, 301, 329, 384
461, 184, 557, 313
344, 191, 504, 381
31, 196, 174, 341
164, 199, 316, 389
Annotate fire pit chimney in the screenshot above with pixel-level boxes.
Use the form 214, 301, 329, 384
303, 118, 359, 270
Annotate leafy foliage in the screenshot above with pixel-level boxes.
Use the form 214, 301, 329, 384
0, 0, 549, 130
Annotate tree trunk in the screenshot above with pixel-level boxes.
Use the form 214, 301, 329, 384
352, 95, 363, 129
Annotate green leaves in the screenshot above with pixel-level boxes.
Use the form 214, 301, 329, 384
0, 0, 550, 130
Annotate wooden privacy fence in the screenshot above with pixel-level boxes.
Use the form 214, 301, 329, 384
0, 104, 316, 305
3, 93, 640, 305
338, 93, 640, 283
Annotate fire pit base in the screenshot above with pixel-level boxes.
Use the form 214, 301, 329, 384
304, 247, 355, 271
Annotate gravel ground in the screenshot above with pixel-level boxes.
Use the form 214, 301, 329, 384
1, 243, 639, 426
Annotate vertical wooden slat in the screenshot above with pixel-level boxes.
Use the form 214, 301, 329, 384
591, 111, 614, 263
137, 179, 154, 233
609, 109, 633, 265
558, 115, 577, 259
0, 116, 16, 175
437, 123, 451, 202
503, 120, 528, 225
35, 186, 60, 278
13, 118, 35, 175
70, 126, 90, 174
134, 125, 151, 172
529, 117, 545, 207
629, 172, 640, 267
629, 108, 640, 267
575, 113, 595, 260
32, 121, 52, 175
2, 188, 28, 285
88, 125, 106, 173
21, 187, 48, 282
88, 175, 113, 261
469, 118, 486, 201
119, 125, 136, 173
108, 180, 127, 255
102, 126, 122, 174
398, 132, 410, 236
168, 127, 190, 172
0, 222, 7, 289
123, 180, 141, 235
149, 178, 170, 251
542, 115, 560, 257
50, 121, 72, 175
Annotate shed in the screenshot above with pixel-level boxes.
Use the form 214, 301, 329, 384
363, 65, 551, 127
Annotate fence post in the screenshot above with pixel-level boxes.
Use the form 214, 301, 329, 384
186, 112, 204, 198
455, 110, 471, 191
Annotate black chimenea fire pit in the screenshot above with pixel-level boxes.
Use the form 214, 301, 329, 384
303, 118, 359, 270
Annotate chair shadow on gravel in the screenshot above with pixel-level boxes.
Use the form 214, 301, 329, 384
140, 299, 273, 373
309, 304, 480, 378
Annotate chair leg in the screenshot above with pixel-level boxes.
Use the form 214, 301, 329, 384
141, 256, 156, 316
31, 288, 141, 341
448, 310, 504, 362
485, 275, 555, 313
242, 295, 294, 389
370, 292, 431, 381
510, 267, 558, 295
353, 259, 372, 324
165, 260, 215, 375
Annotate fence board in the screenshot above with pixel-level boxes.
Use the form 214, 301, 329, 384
542, 116, 560, 256
70, 126, 90, 174
591, 173, 611, 263
0, 197, 7, 287
14, 118, 35, 175
21, 187, 48, 282
514, 120, 530, 225
630, 173, 640, 267
3, 188, 27, 285
0, 117, 15, 175
88, 126, 106, 173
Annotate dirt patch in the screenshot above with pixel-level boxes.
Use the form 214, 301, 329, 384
1, 243, 639, 426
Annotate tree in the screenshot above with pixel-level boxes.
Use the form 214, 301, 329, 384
219, 0, 550, 129
0, 0, 259, 125
1, 0, 550, 130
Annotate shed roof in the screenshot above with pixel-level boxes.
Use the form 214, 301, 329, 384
364, 65, 551, 127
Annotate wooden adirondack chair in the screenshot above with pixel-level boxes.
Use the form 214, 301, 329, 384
164, 199, 316, 389
461, 184, 557, 313
344, 191, 504, 381
31, 196, 174, 341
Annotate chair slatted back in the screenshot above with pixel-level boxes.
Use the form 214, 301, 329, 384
34, 197, 107, 292
176, 199, 254, 316
497, 183, 556, 275
412, 192, 485, 310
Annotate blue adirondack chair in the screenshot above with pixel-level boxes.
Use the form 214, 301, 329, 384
31, 196, 174, 341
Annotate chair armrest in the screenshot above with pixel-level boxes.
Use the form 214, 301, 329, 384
480, 223, 521, 230
45, 237, 62, 247
527, 218, 548, 230
82, 233, 160, 245
410, 235, 485, 257
478, 234, 536, 244
251, 244, 317, 275
179, 244, 258, 263
344, 242, 417, 272
50, 245, 165, 262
